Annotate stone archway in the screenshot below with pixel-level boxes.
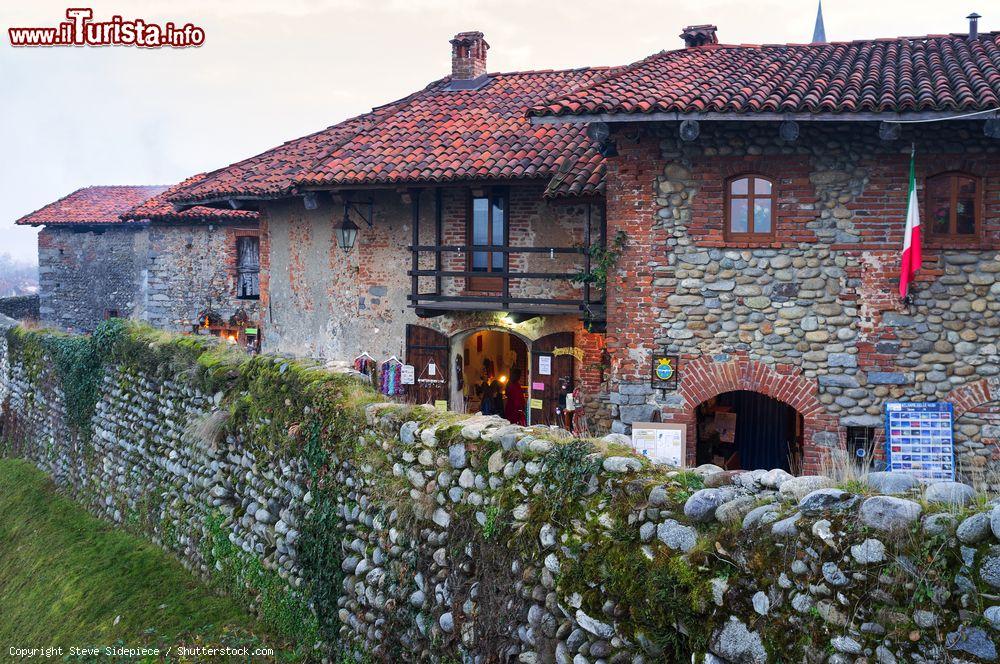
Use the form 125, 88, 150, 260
666, 354, 838, 474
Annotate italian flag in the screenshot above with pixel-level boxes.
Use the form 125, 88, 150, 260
899, 150, 922, 298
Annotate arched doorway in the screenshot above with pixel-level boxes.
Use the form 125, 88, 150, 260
455, 328, 529, 423
694, 391, 804, 473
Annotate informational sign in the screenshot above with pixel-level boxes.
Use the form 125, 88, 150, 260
650, 353, 679, 390
532, 381, 545, 391
538, 355, 552, 376
631, 422, 686, 467
884, 402, 955, 482
426, 361, 437, 377
244, 328, 258, 335
434, 400, 448, 412
530, 398, 544, 410
400, 364, 415, 385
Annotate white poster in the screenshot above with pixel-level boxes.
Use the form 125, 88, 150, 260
631, 422, 686, 467
538, 355, 552, 375
400, 364, 415, 385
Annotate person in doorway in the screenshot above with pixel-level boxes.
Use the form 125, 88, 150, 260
480, 377, 504, 416
504, 368, 526, 426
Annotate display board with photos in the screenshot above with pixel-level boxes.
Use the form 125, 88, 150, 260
631, 422, 686, 467
883, 401, 955, 482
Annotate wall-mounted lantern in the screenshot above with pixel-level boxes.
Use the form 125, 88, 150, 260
336, 208, 360, 252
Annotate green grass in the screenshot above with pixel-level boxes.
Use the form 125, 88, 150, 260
0, 458, 284, 660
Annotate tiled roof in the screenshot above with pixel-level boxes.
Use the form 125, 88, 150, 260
121, 174, 258, 223
544, 146, 605, 197
15, 185, 168, 226
168, 108, 405, 204
171, 69, 611, 204
529, 33, 1000, 117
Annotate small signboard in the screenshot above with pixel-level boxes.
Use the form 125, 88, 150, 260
434, 400, 448, 412
631, 422, 686, 467
530, 398, 544, 410
400, 365, 415, 385
884, 402, 955, 482
538, 355, 552, 376
650, 353, 679, 390
531, 381, 545, 391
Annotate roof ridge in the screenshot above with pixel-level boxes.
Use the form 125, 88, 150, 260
669, 31, 1000, 51
525, 49, 673, 117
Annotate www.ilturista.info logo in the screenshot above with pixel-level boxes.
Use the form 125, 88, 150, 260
8, 8, 205, 48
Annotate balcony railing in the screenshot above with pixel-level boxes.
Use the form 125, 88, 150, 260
407, 193, 606, 321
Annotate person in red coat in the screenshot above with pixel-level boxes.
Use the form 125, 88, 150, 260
504, 368, 527, 426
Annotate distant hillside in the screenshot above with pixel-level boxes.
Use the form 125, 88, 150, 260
0, 253, 37, 297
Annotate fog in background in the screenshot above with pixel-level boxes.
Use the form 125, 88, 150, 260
0, 0, 985, 264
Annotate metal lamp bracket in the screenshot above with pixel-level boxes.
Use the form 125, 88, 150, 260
344, 196, 375, 228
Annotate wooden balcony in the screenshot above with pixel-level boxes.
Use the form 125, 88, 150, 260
406, 189, 606, 323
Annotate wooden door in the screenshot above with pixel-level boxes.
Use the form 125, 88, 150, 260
405, 325, 450, 405
531, 332, 575, 427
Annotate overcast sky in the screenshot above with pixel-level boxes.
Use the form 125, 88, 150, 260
0, 0, 986, 264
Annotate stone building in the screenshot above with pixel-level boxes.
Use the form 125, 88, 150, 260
530, 23, 1000, 480
169, 22, 1000, 482
16, 177, 260, 341
170, 32, 612, 429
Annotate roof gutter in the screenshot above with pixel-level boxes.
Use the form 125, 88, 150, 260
530, 110, 1000, 125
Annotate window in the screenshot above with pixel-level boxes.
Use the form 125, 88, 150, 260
236, 235, 260, 299
725, 175, 775, 239
926, 172, 980, 241
846, 426, 878, 471
467, 190, 507, 291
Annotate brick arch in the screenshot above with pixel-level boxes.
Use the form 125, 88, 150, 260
667, 354, 838, 474
947, 377, 999, 420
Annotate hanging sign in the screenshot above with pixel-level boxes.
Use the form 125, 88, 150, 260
530, 398, 544, 410
400, 365, 415, 385
427, 361, 437, 377
631, 422, 686, 467
650, 353, 679, 390
538, 355, 552, 376
884, 402, 955, 482
553, 346, 585, 361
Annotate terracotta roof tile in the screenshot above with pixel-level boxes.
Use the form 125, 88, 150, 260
121, 174, 258, 223
15, 185, 168, 226
171, 69, 611, 204
530, 33, 1000, 117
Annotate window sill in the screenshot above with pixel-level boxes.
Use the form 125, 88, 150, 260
237, 296, 260, 301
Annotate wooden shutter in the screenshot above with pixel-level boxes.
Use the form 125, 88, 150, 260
405, 324, 450, 405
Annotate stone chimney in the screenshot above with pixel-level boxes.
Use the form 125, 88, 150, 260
680, 25, 719, 48
450, 31, 489, 80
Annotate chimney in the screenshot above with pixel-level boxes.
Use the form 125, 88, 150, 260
968, 12, 981, 40
680, 25, 719, 48
450, 31, 489, 80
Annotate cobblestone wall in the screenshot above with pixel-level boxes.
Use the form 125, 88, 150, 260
2, 322, 998, 663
